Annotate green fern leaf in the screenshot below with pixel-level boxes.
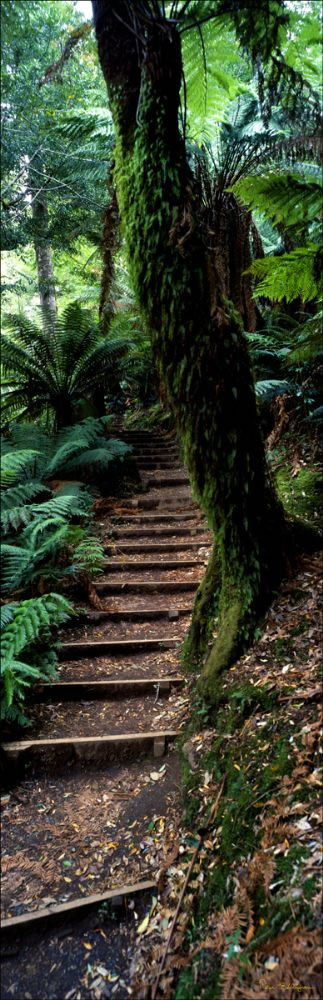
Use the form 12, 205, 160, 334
246, 246, 320, 303
230, 172, 322, 227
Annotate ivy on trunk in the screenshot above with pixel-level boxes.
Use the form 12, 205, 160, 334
92, 0, 287, 701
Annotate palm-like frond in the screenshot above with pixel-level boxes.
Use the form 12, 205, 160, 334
247, 245, 320, 303
1, 302, 131, 427
231, 171, 322, 227
0, 450, 41, 488
181, 16, 253, 142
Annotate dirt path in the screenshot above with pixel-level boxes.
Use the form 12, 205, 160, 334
1, 429, 209, 999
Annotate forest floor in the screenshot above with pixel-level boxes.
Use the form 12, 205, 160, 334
0, 431, 207, 999
1, 427, 322, 1000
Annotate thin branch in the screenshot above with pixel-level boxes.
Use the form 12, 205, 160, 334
1, 145, 44, 198
113, 9, 145, 44
28, 164, 103, 208
180, 12, 222, 33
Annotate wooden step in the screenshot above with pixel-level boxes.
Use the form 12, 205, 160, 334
144, 475, 189, 487
59, 638, 181, 658
32, 676, 183, 700
106, 541, 208, 553
96, 579, 197, 593
63, 607, 192, 625
111, 513, 201, 523
2, 730, 179, 761
132, 496, 198, 511
105, 558, 203, 570
1, 880, 156, 934
112, 526, 207, 538
135, 460, 181, 469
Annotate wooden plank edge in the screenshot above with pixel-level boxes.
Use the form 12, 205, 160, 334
1, 880, 156, 932
62, 608, 192, 624
33, 677, 183, 697
36, 676, 183, 689
95, 581, 197, 592
59, 639, 180, 656
2, 730, 179, 752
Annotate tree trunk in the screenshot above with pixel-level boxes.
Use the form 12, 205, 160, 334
31, 186, 57, 335
99, 184, 120, 331
92, 1, 287, 701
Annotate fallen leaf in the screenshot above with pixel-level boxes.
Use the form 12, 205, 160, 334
137, 913, 150, 935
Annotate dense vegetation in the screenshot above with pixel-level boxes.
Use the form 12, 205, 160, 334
92, 0, 322, 698
1, 2, 321, 766
0, 2, 322, 997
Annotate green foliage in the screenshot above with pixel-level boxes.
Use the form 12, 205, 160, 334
181, 16, 252, 142
1, 593, 72, 725
284, 310, 323, 364
247, 247, 320, 303
1, 303, 131, 427
231, 171, 322, 228
255, 379, 293, 402
72, 534, 106, 579
231, 171, 322, 304
276, 467, 322, 526
0, 417, 131, 594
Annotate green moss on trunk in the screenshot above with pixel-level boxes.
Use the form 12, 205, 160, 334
93, 2, 287, 701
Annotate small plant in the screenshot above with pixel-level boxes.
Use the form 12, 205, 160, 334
0, 418, 131, 596
0, 593, 73, 725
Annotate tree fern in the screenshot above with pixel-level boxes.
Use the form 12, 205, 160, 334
1, 302, 131, 428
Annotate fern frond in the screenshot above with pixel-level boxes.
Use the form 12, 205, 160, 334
284, 310, 323, 364
247, 246, 321, 303
30, 491, 91, 521
0, 594, 72, 723
1, 543, 32, 594
1, 594, 72, 660
0, 450, 41, 488
181, 15, 253, 142
230, 172, 322, 227
0, 604, 18, 628
255, 379, 293, 402
1, 482, 51, 511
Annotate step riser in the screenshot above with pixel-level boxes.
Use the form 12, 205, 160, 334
1, 881, 156, 934
112, 527, 207, 538
32, 677, 183, 701
144, 478, 189, 487
130, 498, 198, 511
96, 580, 197, 593
2, 732, 178, 773
105, 560, 203, 570
105, 544, 207, 554
59, 639, 180, 658
62, 608, 191, 624
136, 462, 181, 469
111, 513, 204, 523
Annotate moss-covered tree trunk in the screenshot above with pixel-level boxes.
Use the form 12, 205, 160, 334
92, 0, 286, 700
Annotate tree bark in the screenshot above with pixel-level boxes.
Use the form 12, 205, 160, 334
92, 1, 287, 701
31, 185, 57, 335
